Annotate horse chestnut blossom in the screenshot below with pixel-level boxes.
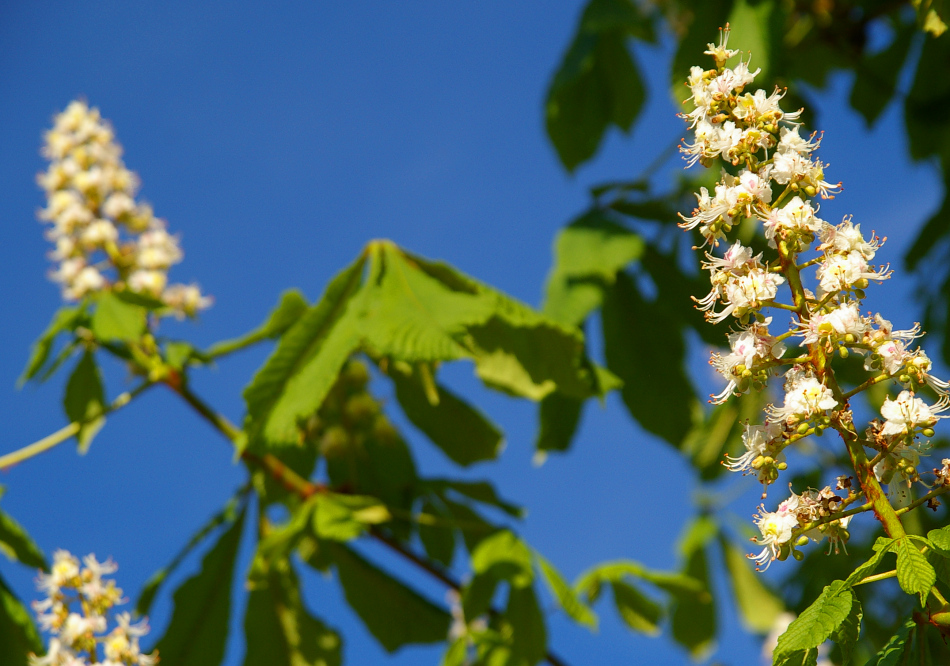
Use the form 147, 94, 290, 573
30, 550, 157, 666
679, 27, 950, 572
38, 100, 211, 318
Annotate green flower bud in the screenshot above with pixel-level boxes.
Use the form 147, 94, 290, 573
797, 422, 810, 435
838, 346, 849, 359
899, 374, 911, 384
793, 549, 805, 561
795, 536, 809, 547
923, 428, 936, 438
776, 462, 788, 471
855, 289, 867, 300
815, 426, 824, 436
855, 278, 869, 289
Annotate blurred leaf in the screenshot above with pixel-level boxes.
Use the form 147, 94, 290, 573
18, 305, 84, 386
152, 505, 246, 666
418, 498, 456, 568
63, 351, 106, 453
209, 289, 309, 357
773, 581, 854, 665
471, 530, 533, 588
248, 498, 318, 587
506, 585, 547, 665
850, 20, 915, 128
313, 494, 391, 542
137, 492, 243, 616
894, 537, 935, 605
724, 0, 774, 81
391, 365, 503, 466
440, 498, 497, 553
719, 536, 783, 633
928, 524, 950, 551
323, 541, 451, 652
601, 271, 696, 445
91, 291, 146, 342
535, 392, 584, 454
430, 479, 523, 518
611, 580, 662, 636
865, 618, 915, 666
670, 516, 717, 658
574, 559, 704, 603
462, 572, 499, 621
670, 0, 735, 103
535, 552, 597, 629
545, 0, 649, 170
0, 506, 46, 570
244, 558, 342, 666
0, 573, 42, 665
243, 257, 366, 450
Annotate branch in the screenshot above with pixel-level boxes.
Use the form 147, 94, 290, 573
0, 380, 154, 470
165, 376, 572, 666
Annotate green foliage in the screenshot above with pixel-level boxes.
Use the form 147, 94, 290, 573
610, 581, 663, 635
322, 541, 451, 652
719, 536, 783, 634
0, 504, 46, 571
535, 552, 598, 629
63, 351, 106, 453
894, 536, 935, 605
865, 618, 916, 666
390, 364, 503, 466
137, 491, 244, 616
545, 0, 651, 171
152, 506, 247, 666
773, 581, 854, 665
18, 305, 84, 385
91, 291, 147, 342
313, 494, 391, 542
471, 530, 534, 589
0, 574, 43, 666
670, 516, 717, 658
602, 271, 696, 445
208, 289, 309, 358
244, 558, 342, 666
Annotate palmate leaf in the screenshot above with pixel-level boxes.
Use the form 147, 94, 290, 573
610, 581, 662, 636
471, 530, 534, 589
244, 558, 342, 666
151, 505, 246, 666
243, 241, 610, 452
0, 573, 42, 666
208, 289, 309, 358
535, 552, 597, 629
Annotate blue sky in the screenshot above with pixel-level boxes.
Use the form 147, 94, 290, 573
0, 3, 943, 665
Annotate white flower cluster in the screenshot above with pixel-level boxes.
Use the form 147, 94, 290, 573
39, 100, 211, 319
30, 550, 157, 666
750, 486, 852, 571
679, 28, 950, 571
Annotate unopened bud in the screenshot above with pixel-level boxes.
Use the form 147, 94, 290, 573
815, 426, 824, 436
797, 423, 810, 435
795, 536, 810, 547
854, 289, 867, 300
844, 334, 855, 343
742, 369, 753, 379
776, 462, 788, 471
923, 428, 936, 438
838, 346, 849, 359
855, 278, 869, 289
821, 416, 832, 425
899, 374, 911, 384
751, 455, 766, 469
793, 549, 805, 561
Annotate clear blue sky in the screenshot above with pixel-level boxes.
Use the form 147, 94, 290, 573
0, 3, 942, 665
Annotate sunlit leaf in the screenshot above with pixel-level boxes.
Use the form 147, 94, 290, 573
63, 351, 106, 453
91, 291, 146, 342
535, 552, 597, 629
0, 573, 42, 665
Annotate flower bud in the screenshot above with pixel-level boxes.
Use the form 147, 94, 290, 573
923, 428, 936, 438
795, 536, 809, 547
854, 289, 866, 300
815, 425, 824, 436
899, 374, 911, 384
792, 549, 805, 561
838, 346, 849, 359
776, 462, 788, 471
797, 422, 810, 435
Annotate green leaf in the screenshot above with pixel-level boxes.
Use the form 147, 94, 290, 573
209, 289, 309, 357
471, 530, 534, 588
322, 541, 451, 652
535, 392, 583, 454
248, 498, 318, 587
670, 517, 717, 658
391, 365, 503, 466
430, 479, 523, 518
63, 351, 106, 453
0, 573, 42, 665
0, 506, 46, 570
441, 638, 468, 666
719, 536, 783, 633
550, 213, 644, 285
865, 618, 916, 666
152, 505, 246, 666
243, 257, 366, 449
610, 580, 662, 636
928, 524, 950, 551
724, 0, 773, 82
506, 585, 547, 664
832, 596, 862, 666
243, 558, 342, 666
601, 271, 696, 445
19, 305, 83, 386
894, 536, 935, 604
91, 291, 146, 342
313, 494, 391, 542
773, 580, 854, 663
545, 0, 649, 171
535, 552, 597, 629
462, 572, 499, 621
418, 498, 456, 567
137, 492, 244, 616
